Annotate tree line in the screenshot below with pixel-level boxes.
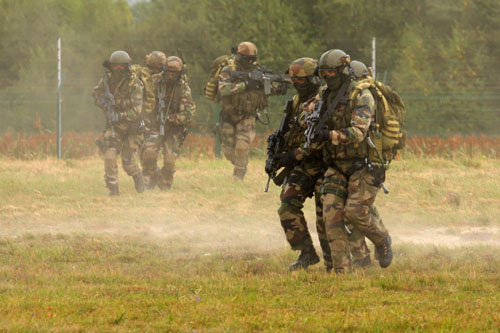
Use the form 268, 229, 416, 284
0, 0, 499, 136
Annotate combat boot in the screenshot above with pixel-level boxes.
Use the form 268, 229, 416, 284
132, 173, 145, 193
289, 246, 320, 271
375, 236, 393, 268
108, 183, 119, 196
353, 255, 372, 268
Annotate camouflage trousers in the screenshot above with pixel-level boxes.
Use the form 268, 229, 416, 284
99, 128, 141, 188
220, 115, 256, 179
321, 164, 390, 272
278, 159, 370, 269
141, 127, 185, 189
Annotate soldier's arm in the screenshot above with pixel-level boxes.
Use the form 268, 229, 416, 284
93, 78, 106, 110
218, 66, 246, 96
329, 88, 374, 145
176, 80, 196, 126
124, 80, 144, 121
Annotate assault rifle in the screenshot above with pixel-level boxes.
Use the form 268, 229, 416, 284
157, 77, 177, 136
102, 73, 120, 138
229, 68, 291, 96
264, 99, 294, 192
304, 81, 350, 149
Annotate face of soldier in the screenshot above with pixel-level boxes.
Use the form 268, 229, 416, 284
291, 76, 318, 98
237, 54, 256, 70
110, 64, 130, 79
164, 70, 180, 82
319, 67, 343, 91
148, 65, 162, 74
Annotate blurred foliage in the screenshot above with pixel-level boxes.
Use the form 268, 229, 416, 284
0, 0, 499, 136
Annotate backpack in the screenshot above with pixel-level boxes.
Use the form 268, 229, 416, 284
349, 77, 407, 162
130, 64, 156, 114
204, 55, 236, 103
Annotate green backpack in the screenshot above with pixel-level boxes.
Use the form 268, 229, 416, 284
350, 77, 407, 162
204, 55, 236, 103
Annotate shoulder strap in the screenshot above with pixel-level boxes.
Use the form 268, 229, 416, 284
316, 80, 351, 130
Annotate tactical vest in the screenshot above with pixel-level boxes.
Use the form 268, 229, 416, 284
109, 73, 143, 122
220, 62, 268, 117
323, 81, 370, 163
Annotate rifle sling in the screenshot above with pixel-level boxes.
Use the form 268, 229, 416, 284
316, 80, 350, 130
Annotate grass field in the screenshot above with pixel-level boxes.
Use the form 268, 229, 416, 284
0, 155, 499, 331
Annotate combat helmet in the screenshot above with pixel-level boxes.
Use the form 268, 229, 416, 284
165, 56, 183, 72
319, 49, 350, 69
109, 50, 131, 64
288, 57, 318, 78
350, 60, 368, 79
145, 51, 167, 72
237, 41, 258, 57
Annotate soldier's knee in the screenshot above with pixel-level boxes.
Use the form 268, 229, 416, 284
142, 148, 158, 164
234, 140, 249, 156
164, 153, 176, 170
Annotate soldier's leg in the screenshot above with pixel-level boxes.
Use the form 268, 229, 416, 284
220, 121, 236, 164
233, 116, 256, 180
314, 177, 332, 271
347, 227, 371, 267
278, 166, 319, 270
141, 133, 161, 189
344, 167, 392, 268
161, 134, 178, 189
102, 130, 122, 196
121, 134, 145, 193
321, 167, 351, 273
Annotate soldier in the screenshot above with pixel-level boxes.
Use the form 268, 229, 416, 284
141, 56, 195, 189
93, 50, 146, 196
217, 41, 284, 180
133, 51, 167, 188
303, 49, 393, 273
274, 58, 371, 272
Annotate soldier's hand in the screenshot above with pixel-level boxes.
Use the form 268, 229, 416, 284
275, 151, 297, 168
167, 114, 178, 123
313, 128, 331, 143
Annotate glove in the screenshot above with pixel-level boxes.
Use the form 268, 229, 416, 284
313, 128, 331, 143
275, 151, 297, 168
245, 80, 260, 91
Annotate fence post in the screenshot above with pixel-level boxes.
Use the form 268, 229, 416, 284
57, 37, 62, 159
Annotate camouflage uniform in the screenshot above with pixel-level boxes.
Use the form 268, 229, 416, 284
217, 42, 268, 180
93, 61, 145, 195
303, 50, 392, 273
141, 56, 195, 189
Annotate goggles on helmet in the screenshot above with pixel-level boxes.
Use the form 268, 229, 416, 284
318, 67, 340, 78
238, 54, 257, 64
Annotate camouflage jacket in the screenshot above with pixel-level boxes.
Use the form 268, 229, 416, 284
130, 64, 156, 118
283, 88, 320, 156
151, 73, 195, 129
93, 71, 144, 124
217, 62, 268, 118
302, 80, 376, 162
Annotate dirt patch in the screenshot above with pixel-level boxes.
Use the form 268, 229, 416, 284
393, 226, 500, 247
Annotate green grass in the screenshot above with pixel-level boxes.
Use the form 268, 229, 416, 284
0, 156, 499, 331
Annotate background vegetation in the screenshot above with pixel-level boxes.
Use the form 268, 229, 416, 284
1, 0, 499, 136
